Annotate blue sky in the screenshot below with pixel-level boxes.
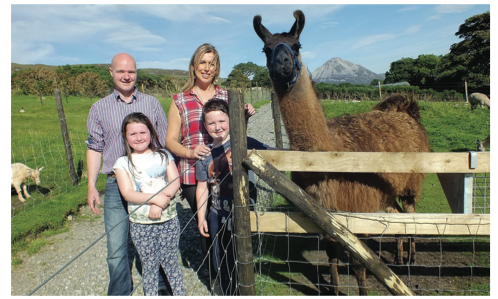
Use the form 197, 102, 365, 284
11, 3, 490, 78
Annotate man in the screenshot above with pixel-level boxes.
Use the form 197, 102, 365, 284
86, 53, 170, 295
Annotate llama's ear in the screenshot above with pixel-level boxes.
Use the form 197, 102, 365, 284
289, 10, 305, 40
253, 15, 272, 43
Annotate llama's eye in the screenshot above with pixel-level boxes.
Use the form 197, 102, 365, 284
263, 47, 272, 55
292, 43, 301, 52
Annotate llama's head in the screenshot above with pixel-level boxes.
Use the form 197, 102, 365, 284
254, 10, 305, 87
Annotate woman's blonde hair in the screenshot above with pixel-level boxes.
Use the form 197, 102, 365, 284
182, 43, 221, 92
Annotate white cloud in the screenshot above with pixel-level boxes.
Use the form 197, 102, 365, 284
404, 25, 421, 34
435, 5, 474, 14
11, 42, 54, 64
137, 58, 190, 71
351, 33, 397, 50
427, 14, 443, 21
104, 27, 166, 48
398, 6, 418, 13
301, 51, 316, 60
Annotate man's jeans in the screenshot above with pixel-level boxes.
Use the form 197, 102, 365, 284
104, 177, 134, 295
104, 177, 171, 295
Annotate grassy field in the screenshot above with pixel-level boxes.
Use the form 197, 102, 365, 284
11, 93, 490, 294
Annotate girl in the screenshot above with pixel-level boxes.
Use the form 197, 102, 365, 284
113, 112, 186, 296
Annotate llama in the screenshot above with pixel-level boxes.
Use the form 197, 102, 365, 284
254, 10, 430, 295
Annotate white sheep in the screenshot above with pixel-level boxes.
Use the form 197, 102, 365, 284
11, 163, 44, 203
469, 93, 490, 110
476, 135, 490, 151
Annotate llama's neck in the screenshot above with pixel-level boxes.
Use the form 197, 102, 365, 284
274, 65, 337, 152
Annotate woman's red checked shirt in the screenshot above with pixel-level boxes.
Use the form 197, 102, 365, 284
173, 85, 228, 185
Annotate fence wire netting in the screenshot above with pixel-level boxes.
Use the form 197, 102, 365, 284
12, 100, 489, 296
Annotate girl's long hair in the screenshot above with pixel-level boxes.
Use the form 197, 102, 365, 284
182, 43, 221, 92
121, 112, 169, 178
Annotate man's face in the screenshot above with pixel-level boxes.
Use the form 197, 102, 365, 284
109, 54, 137, 96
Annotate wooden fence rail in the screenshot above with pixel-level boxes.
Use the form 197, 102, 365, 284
250, 212, 490, 235
253, 151, 490, 173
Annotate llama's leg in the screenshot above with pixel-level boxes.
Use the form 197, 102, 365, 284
325, 237, 341, 295
387, 204, 405, 265
400, 196, 417, 265
351, 237, 369, 295
351, 257, 367, 295
14, 183, 25, 203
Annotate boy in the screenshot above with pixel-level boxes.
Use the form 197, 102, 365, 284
195, 99, 272, 295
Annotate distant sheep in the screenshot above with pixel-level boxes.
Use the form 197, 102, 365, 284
19, 107, 25, 113
469, 93, 490, 110
476, 135, 490, 151
11, 163, 44, 203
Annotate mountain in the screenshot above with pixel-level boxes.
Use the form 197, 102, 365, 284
311, 57, 385, 85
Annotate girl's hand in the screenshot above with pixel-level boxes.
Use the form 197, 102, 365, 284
150, 193, 170, 209
244, 103, 255, 119
198, 220, 209, 237
191, 144, 211, 160
149, 204, 163, 220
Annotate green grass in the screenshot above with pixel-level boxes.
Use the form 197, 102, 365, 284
11, 94, 490, 295
10, 93, 173, 263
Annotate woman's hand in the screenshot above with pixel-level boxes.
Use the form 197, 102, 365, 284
244, 103, 256, 119
149, 204, 163, 220
191, 144, 211, 160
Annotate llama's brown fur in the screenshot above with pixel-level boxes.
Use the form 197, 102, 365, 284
254, 10, 430, 295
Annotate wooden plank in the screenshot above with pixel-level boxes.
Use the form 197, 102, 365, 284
252, 151, 490, 173
250, 211, 490, 236
244, 150, 414, 296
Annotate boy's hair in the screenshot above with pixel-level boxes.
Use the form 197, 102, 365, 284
121, 112, 168, 178
202, 99, 229, 123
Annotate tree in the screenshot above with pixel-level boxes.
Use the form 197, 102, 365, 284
412, 54, 442, 85
233, 62, 261, 80
221, 69, 250, 89
69, 72, 108, 100
11, 68, 57, 104
444, 11, 490, 89
253, 67, 271, 88
370, 79, 383, 86
383, 58, 415, 84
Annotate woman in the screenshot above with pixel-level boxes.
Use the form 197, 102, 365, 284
165, 43, 255, 217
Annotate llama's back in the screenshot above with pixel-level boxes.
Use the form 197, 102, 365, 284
316, 94, 430, 212
327, 94, 429, 153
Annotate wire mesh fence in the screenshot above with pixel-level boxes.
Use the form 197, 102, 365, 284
248, 172, 490, 296
11, 102, 490, 296
473, 173, 490, 214
10, 131, 89, 217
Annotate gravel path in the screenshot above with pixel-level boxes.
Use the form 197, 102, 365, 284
11, 103, 288, 296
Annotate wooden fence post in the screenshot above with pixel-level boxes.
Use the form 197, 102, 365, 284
228, 89, 256, 295
270, 92, 284, 149
55, 89, 78, 186
243, 150, 414, 296
465, 81, 468, 103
